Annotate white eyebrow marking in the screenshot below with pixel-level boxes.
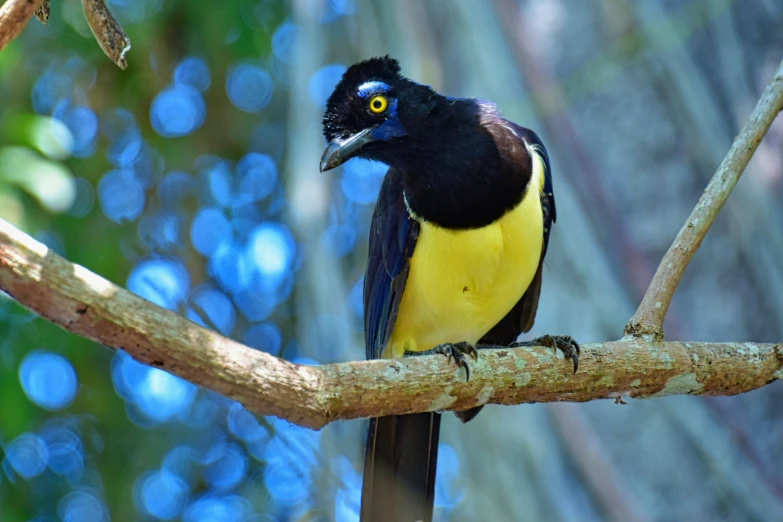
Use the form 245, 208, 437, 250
357, 81, 390, 98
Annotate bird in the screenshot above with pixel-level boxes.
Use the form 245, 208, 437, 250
320, 56, 579, 522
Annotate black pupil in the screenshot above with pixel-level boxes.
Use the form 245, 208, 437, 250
373, 99, 382, 109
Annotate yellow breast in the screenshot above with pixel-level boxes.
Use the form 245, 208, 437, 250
385, 154, 546, 359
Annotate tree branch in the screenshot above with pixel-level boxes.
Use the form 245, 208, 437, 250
625, 58, 783, 340
0, 0, 130, 68
0, 0, 44, 53
0, 218, 781, 429
81, 0, 131, 69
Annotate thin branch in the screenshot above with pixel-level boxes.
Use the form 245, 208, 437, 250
0, 218, 780, 430
34, 0, 49, 26
81, 0, 131, 69
0, 0, 130, 69
625, 57, 783, 340
0, 0, 44, 53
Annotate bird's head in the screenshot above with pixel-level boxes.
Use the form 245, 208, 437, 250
320, 56, 441, 172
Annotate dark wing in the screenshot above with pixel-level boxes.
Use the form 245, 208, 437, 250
361, 169, 438, 520
363, 166, 420, 360
479, 122, 555, 345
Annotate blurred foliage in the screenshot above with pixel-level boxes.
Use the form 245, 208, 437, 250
0, 0, 783, 521
0, 1, 374, 520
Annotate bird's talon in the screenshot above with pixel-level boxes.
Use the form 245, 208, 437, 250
432, 341, 477, 380
511, 334, 581, 374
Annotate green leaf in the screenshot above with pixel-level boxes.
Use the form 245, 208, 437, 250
0, 146, 77, 213
2, 114, 75, 160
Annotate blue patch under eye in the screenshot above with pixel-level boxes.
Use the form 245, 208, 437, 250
357, 81, 391, 98
370, 99, 407, 140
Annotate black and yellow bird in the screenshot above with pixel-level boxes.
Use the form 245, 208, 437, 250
320, 57, 579, 522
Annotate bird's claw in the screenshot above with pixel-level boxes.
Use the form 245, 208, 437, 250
406, 341, 478, 380
511, 334, 580, 374
435, 341, 478, 380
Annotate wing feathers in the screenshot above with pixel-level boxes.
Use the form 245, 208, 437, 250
364, 167, 419, 360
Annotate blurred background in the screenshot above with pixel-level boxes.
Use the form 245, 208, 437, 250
1, 0, 782, 520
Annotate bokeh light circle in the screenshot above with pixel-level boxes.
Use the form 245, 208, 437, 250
111, 352, 198, 424
247, 222, 296, 287
243, 322, 282, 355
127, 258, 190, 311
183, 494, 253, 522
58, 490, 108, 522
151, 84, 206, 138
101, 108, 143, 167
308, 64, 346, 106
271, 22, 299, 63
135, 469, 190, 520
209, 241, 252, 294
341, 158, 387, 205
227, 402, 267, 443
226, 64, 273, 113
4, 433, 49, 480
236, 153, 278, 202
189, 286, 236, 335
19, 351, 78, 410
32, 71, 72, 114
191, 208, 231, 256
203, 442, 248, 490
174, 57, 211, 93
39, 420, 84, 481
97, 169, 145, 223
158, 171, 195, 208
56, 104, 99, 157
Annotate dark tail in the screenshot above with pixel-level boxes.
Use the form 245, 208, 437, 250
360, 412, 441, 522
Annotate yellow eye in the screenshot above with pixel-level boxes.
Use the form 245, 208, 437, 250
369, 95, 388, 114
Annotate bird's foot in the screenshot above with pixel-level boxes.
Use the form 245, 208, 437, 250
511, 335, 580, 374
405, 341, 478, 380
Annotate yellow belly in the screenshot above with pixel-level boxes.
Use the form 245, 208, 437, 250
385, 156, 546, 359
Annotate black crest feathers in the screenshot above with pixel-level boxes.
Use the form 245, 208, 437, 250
339, 55, 401, 85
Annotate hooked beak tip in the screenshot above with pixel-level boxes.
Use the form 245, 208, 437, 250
319, 143, 341, 173
319, 127, 377, 173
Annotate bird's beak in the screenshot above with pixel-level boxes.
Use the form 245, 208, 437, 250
320, 127, 378, 172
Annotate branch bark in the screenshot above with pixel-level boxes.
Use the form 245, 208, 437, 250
81, 0, 131, 69
625, 58, 783, 340
0, 0, 44, 53
0, 0, 130, 68
0, 218, 781, 429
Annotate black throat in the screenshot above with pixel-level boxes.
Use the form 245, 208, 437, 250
392, 99, 533, 230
